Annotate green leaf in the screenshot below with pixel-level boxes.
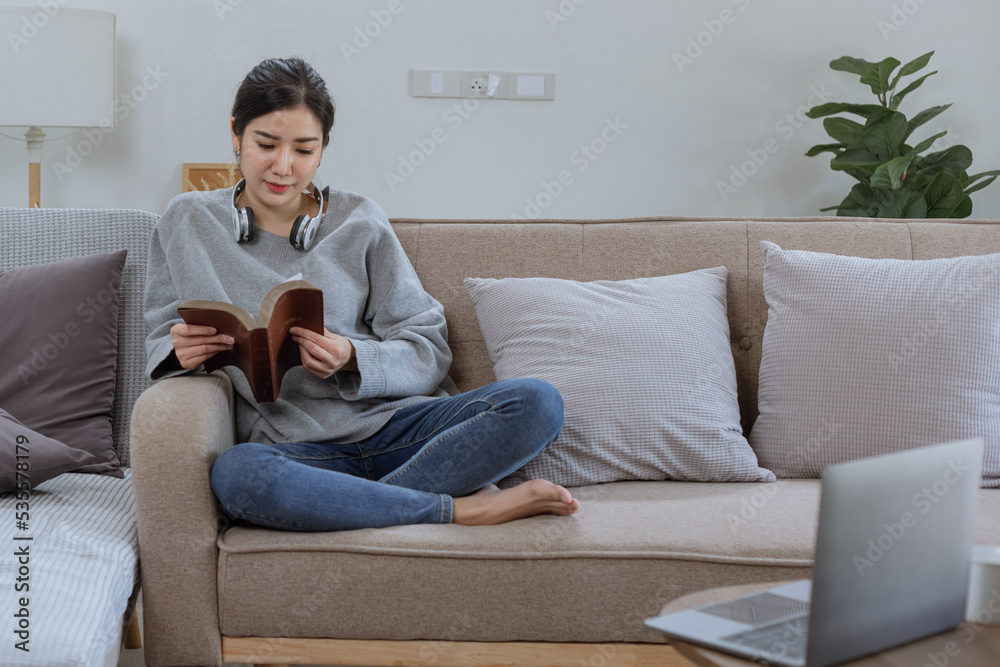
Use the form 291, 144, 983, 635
823, 117, 865, 144
887, 51, 934, 94
907, 131, 948, 157
889, 71, 937, 110
860, 57, 901, 96
963, 169, 1000, 186
831, 147, 881, 172
878, 189, 928, 218
922, 172, 965, 217
842, 167, 878, 184
806, 103, 887, 119
862, 109, 909, 161
805, 143, 845, 157
952, 196, 973, 219
904, 105, 952, 141
830, 56, 874, 76
870, 155, 915, 190
836, 183, 880, 217
916, 145, 974, 178
964, 172, 1000, 196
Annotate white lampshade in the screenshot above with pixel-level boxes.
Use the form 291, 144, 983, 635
0, 7, 116, 128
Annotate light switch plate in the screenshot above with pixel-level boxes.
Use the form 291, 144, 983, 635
508, 72, 556, 100
409, 69, 461, 97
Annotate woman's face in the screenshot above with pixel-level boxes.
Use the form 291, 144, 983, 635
231, 105, 324, 216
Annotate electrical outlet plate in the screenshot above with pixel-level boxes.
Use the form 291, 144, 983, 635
459, 71, 507, 99
409, 70, 550, 100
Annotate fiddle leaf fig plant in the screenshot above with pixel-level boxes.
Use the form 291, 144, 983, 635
805, 51, 999, 218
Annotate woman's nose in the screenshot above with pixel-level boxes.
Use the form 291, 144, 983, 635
272, 147, 294, 175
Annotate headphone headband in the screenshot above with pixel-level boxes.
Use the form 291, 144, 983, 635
231, 179, 327, 250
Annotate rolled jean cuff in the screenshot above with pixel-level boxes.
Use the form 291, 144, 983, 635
441, 493, 453, 524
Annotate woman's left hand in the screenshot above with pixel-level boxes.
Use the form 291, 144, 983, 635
290, 327, 359, 378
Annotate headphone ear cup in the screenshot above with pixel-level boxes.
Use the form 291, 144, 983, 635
289, 214, 307, 249
299, 217, 319, 251
243, 207, 255, 242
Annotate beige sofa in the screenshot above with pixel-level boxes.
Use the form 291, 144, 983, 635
131, 215, 1000, 667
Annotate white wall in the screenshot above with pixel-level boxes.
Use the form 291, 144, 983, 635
2, 0, 999, 220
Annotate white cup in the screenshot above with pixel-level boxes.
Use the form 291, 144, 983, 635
966, 545, 1000, 623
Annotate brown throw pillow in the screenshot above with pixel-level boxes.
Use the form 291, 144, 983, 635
0, 250, 127, 476
0, 408, 94, 492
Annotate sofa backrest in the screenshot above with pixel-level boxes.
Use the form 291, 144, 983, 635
0, 207, 155, 467
391, 216, 1000, 432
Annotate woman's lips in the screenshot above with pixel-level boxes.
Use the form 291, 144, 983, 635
266, 182, 291, 193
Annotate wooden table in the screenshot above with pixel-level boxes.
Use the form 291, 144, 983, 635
659, 581, 1000, 666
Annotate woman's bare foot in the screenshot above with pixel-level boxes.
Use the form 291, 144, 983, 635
452, 479, 580, 526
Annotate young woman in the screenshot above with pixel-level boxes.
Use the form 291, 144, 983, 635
143, 58, 579, 531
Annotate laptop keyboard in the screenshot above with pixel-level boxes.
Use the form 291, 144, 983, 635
702, 592, 809, 625
722, 614, 809, 663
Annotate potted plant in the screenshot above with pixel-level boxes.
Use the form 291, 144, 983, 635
805, 51, 999, 218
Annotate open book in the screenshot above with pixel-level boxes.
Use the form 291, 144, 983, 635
178, 280, 324, 402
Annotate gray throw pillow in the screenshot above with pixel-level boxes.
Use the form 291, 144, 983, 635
0, 408, 94, 493
464, 269, 775, 486
749, 241, 1000, 487
0, 250, 127, 476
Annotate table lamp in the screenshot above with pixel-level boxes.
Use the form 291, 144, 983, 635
0, 7, 116, 207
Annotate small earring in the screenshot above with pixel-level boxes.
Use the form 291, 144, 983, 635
234, 149, 240, 159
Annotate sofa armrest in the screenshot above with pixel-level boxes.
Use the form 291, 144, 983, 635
130, 372, 234, 667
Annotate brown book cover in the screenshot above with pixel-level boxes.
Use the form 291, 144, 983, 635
177, 280, 324, 402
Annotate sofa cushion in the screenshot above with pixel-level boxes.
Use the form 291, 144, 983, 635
464, 269, 774, 486
0, 250, 127, 476
0, 470, 138, 665
749, 242, 1000, 486
215, 482, 1000, 642
0, 408, 94, 492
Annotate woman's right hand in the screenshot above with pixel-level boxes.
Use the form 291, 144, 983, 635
170, 323, 235, 370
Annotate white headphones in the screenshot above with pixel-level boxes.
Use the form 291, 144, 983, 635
231, 179, 329, 251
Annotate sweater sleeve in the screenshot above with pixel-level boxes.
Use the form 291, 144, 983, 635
337, 217, 452, 400
142, 210, 197, 381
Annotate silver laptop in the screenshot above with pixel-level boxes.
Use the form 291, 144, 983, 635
645, 438, 984, 667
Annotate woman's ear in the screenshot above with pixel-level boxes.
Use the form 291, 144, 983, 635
231, 117, 240, 154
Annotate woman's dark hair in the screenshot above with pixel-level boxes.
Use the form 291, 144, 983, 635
231, 57, 335, 148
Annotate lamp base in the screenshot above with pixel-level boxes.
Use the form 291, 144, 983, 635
25, 127, 45, 208
29, 162, 41, 209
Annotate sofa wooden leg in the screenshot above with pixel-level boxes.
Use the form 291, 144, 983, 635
123, 607, 142, 649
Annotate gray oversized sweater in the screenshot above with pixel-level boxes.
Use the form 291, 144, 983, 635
144, 186, 457, 445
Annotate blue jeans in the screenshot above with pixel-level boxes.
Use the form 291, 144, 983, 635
210, 378, 563, 531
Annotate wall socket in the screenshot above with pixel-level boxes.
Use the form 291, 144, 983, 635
410, 70, 553, 100
469, 76, 488, 95
458, 71, 508, 98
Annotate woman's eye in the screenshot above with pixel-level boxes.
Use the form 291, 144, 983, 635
257, 143, 274, 150
299, 150, 315, 155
